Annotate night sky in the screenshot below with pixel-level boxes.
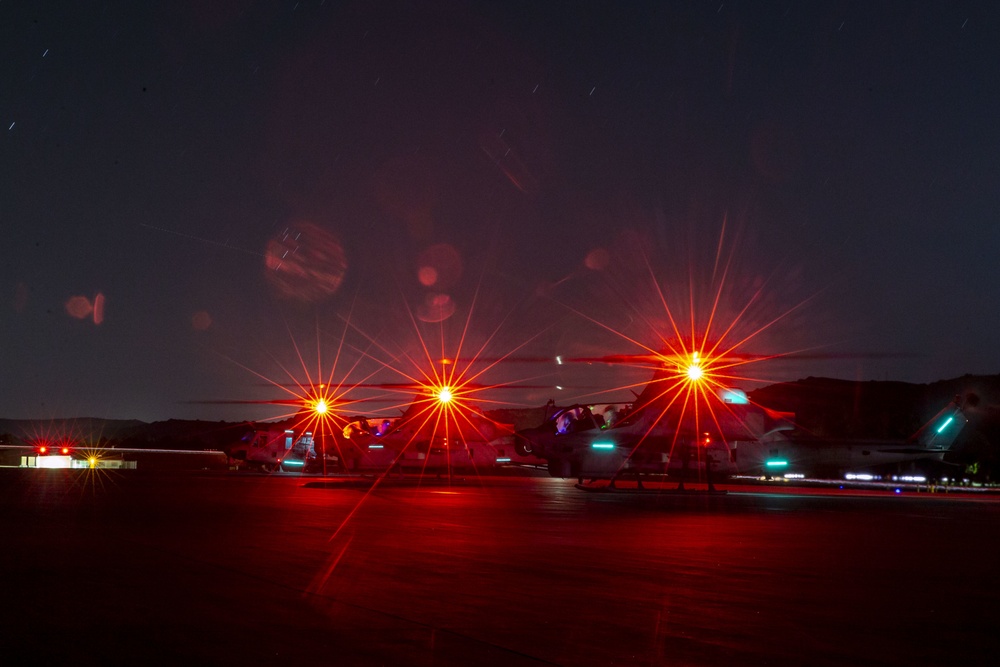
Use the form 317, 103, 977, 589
4, 1, 999, 422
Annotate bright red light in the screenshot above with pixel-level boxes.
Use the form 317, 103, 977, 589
60, 446, 70, 455
38, 445, 48, 455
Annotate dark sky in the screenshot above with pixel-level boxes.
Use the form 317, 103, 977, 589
3, 1, 999, 422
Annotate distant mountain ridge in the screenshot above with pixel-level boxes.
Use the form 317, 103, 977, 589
0, 417, 146, 441
0, 417, 246, 451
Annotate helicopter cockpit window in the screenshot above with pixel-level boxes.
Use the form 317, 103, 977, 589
576, 407, 600, 432
555, 409, 576, 434
343, 419, 373, 439
555, 407, 604, 434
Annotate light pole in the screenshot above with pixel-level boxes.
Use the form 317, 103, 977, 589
314, 398, 329, 476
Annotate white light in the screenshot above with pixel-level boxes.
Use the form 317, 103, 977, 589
784, 473, 805, 479
37, 456, 72, 469
556, 355, 563, 365
368, 445, 384, 450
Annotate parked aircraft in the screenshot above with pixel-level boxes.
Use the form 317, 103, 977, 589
228, 424, 320, 472
336, 389, 516, 475
734, 397, 968, 479
222, 378, 518, 476
515, 361, 969, 485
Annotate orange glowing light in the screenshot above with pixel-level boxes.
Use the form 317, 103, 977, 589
436, 387, 454, 404
313, 398, 329, 415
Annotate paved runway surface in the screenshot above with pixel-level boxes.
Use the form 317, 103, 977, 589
2, 469, 998, 666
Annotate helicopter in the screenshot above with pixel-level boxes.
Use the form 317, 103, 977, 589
335, 387, 516, 475
213, 372, 524, 477
512, 347, 970, 487
227, 423, 319, 473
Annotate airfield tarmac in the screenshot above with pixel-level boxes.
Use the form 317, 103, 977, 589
1, 470, 998, 666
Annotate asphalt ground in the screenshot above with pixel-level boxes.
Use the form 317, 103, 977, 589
2, 469, 998, 666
